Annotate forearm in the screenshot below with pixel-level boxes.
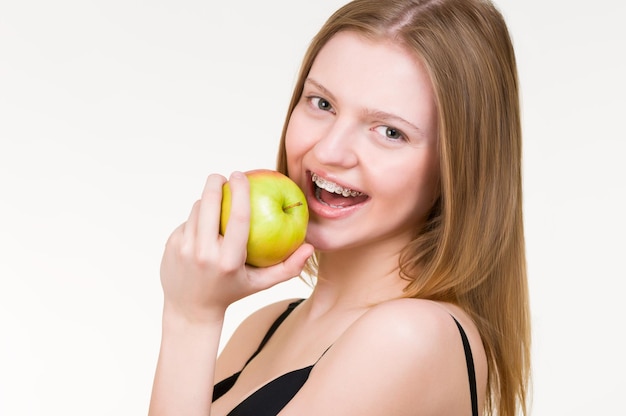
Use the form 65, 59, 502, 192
148, 311, 224, 416
149, 172, 312, 414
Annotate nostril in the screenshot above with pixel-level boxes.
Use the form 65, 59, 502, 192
313, 136, 359, 168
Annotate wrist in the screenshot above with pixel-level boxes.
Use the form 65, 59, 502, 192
161, 302, 226, 330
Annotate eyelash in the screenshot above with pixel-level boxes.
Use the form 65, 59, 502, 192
373, 125, 407, 143
305, 95, 407, 143
307, 96, 335, 114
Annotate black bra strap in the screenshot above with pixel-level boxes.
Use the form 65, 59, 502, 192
452, 316, 479, 416
243, 299, 305, 367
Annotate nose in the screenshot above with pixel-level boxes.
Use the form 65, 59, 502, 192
312, 117, 359, 168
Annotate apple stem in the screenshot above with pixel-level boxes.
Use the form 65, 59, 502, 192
283, 201, 303, 211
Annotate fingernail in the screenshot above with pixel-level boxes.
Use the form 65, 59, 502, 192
231, 171, 245, 180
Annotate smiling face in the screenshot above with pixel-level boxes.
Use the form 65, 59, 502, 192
285, 31, 440, 256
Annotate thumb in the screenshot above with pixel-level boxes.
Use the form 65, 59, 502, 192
249, 243, 315, 290
281, 243, 315, 276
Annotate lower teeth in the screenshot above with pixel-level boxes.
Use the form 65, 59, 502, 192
315, 187, 346, 209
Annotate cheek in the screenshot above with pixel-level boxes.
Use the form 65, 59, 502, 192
424, 152, 441, 201
416, 158, 441, 218
285, 109, 315, 167
387, 155, 440, 221
284, 112, 308, 186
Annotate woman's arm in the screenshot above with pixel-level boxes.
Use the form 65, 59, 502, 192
148, 312, 224, 416
148, 172, 313, 415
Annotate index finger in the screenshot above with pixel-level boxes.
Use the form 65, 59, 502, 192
196, 173, 227, 246
220, 171, 251, 267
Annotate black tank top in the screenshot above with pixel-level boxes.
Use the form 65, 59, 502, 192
212, 299, 478, 416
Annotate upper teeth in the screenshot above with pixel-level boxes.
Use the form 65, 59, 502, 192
311, 173, 363, 197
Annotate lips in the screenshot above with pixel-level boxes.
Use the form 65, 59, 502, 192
311, 173, 369, 208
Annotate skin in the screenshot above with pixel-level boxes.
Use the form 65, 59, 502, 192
149, 31, 487, 416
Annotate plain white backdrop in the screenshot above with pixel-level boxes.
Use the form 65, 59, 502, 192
1, 1, 624, 414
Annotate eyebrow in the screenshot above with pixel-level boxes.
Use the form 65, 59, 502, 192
304, 77, 426, 139
304, 78, 336, 102
364, 109, 426, 139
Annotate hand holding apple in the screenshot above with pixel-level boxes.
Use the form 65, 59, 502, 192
220, 169, 309, 268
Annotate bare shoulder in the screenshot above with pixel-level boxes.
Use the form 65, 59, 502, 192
362, 298, 485, 359
282, 298, 487, 416
349, 298, 486, 388
215, 298, 304, 381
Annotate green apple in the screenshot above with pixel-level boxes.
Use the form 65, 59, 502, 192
220, 169, 309, 268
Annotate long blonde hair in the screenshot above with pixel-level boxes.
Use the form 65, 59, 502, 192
276, 0, 531, 414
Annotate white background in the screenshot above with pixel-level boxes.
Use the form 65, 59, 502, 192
1, 1, 624, 414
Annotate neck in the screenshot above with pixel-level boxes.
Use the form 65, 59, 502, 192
306, 244, 409, 316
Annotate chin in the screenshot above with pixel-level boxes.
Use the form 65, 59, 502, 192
305, 226, 362, 254
304, 226, 339, 252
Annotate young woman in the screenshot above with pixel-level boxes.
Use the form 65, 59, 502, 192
148, 0, 531, 415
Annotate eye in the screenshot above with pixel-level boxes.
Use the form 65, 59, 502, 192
373, 125, 406, 142
309, 96, 334, 113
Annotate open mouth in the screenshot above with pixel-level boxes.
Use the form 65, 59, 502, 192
311, 173, 369, 208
